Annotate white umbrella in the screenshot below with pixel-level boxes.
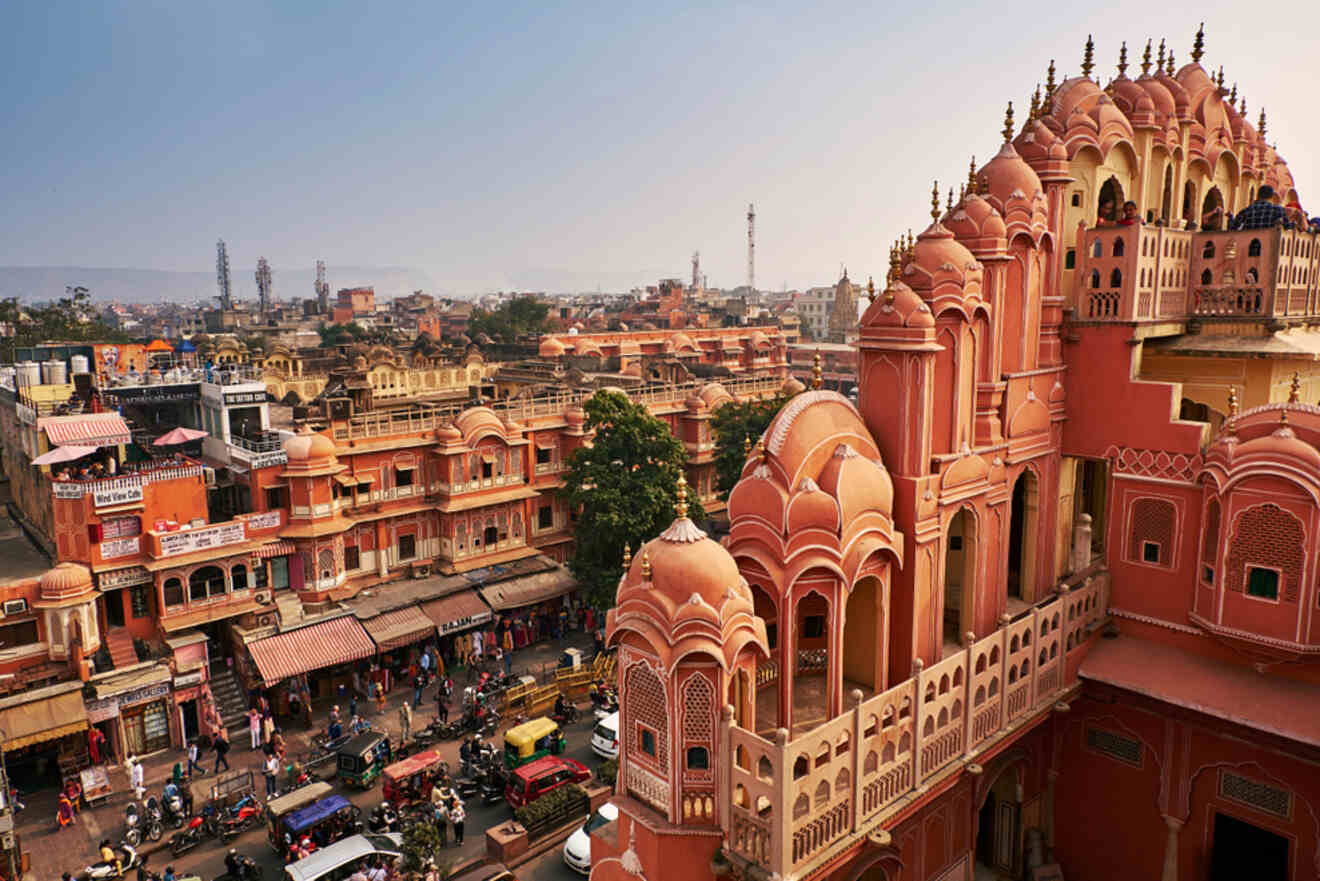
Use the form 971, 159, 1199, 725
32, 445, 99, 466
152, 427, 209, 446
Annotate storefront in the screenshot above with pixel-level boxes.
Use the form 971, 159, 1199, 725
165, 632, 210, 745
359, 606, 439, 691
478, 567, 579, 650
86, 666, 176, 758
245, 615, 375, 712
0, 683, 90, 791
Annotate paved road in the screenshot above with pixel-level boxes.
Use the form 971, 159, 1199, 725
515, 845, 583, 881
143, 711, 606, 881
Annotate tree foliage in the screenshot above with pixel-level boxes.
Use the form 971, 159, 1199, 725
711, 393, 792, 498
0, 289, 130, 361
400, 819, 452, 876
564, 390, 703, 608
467, 295, 550, 342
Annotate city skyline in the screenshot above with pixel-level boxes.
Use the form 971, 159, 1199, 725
3, 0, 1317, 295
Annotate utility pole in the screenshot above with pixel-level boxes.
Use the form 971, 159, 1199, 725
255, 257, 272, 314
746, 204, 756, 297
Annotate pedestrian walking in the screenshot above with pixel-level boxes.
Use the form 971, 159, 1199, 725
264, 753, 280, 798
412, 674, 423, 709
350, 694, 359, 719
247, 707, 262, 750
449, 801, 465, 845
435, 690, 448, 724
214, 731, 231, 772
432, 795, 448, 847
398, 701, 412, 744
271, 729, 286, 761
129, 756, 145, 800
186, 739, 206, 778
262, 711, 275, 746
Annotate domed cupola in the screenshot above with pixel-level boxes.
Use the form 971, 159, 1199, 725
903, 189, 982, 311
1013, 118, 1070, 178
944, 190, 1007, 257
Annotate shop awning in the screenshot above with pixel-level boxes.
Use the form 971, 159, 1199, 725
332, 474, 356, 486
361, 606, 436, 651
39, 414, 132, 448
247, 617, 375, 686
477, 568, 577, 612
0, 684, 88, 750
256, 541, 296, 558
422, 590, 493, 636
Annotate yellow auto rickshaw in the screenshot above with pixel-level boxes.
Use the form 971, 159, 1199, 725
503, 717, 566, 770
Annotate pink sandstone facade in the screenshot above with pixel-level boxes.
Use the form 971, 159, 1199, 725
591, 31, 1320, 881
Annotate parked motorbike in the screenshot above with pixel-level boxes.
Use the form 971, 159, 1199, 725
143, 796, 166, 842
219, 795, 261, 842
85, 843, 141, 880
221, 850, 263, 881
169, 807, 217, 858
123, 800, 143, 847
162, 789, 188, 829
552, 703, 580, 725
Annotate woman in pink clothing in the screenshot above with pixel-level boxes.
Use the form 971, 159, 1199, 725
247, 707, 262, 749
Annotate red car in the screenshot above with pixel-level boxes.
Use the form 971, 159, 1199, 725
505, 756, 591, 808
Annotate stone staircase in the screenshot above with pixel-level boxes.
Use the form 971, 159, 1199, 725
208, 665, 250, 732
105, 630, 138, 669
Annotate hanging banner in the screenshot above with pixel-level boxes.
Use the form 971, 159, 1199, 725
157, 521, 245, 557
53, 482, 84, 500
100, 537, 141, 560
99, 567, 152, 590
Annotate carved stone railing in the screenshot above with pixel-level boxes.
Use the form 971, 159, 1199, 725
720, 569, 1110, 881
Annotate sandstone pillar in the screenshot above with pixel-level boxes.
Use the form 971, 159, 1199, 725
1160, 814, 1183, 881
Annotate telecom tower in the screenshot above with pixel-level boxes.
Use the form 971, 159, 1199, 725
216, 239, 232, 310
691, 251, 701, 292
315, 261, 330, 313
746, 203, 756, 296
255, 258, 272, 313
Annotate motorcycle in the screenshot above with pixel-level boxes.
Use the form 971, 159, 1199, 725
219, 795, 261, 842
169, 806, 217, 858
123, 800, 143, 847
85, 843, 141, 880
221, 852, 263, 881
162, 789, 188, 828
552, 703, 580, 725
143, 796, 166, 841
591, 687, 619, 721
367, 802, 400, 834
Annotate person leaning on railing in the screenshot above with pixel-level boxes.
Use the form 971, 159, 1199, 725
1229, 185, 1292, 230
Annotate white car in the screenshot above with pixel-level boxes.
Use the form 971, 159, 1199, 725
563, 801, 618, 875
591, 711, 619, 760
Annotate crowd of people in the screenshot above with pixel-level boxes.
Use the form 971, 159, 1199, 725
1095, 186, 1320, 233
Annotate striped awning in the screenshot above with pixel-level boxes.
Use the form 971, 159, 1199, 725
361, 606, 437, 651
0, 687, 88, 750
256, 541, 296, 558
247, 617, 375, 686
422, 590, 493, 636
39, 414, 132, 448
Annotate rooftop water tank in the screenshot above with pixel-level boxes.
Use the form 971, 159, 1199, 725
15, 362, 40, 387
70, 354, 90, 375
42, 360, 68, 385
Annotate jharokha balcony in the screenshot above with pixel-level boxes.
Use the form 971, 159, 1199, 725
1075, 223, 1320, 323
720, 569, 1109, 881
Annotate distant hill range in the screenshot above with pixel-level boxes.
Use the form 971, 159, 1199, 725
0, 265, 444, 305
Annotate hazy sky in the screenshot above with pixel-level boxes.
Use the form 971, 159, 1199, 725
3, 1, 1318, 295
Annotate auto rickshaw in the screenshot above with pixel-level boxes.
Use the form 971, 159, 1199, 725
337, 731, 391, 788
503, 716, 566, 770
278, 794, 362, 861
264, 781, 334, 855
381, 749, 449, 808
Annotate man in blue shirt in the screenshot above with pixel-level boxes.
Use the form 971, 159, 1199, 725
1230, 185, 1291, 230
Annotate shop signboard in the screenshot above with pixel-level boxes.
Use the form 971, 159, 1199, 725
224, 391, 266, 406
53, 482, 84, 499
244, 511, 281, 531
246, 451, 288, 469
439, 610, 491, 636
93, 479, 144, 508
157, 521, 245, 557
85, 696, 120, 723
99, 566, 151, 590
100, 536, 140, 560
173, 671, 203, 688
118, 681, 171, 709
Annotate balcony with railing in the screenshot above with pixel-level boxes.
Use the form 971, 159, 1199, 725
721, 569, 1109, 881
1075, 224, 1320, 324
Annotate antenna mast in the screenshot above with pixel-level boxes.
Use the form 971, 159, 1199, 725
315, 260, 329, 313
747, 203, 756, 296
691, 251, 701, 291
216, 239, 232, 310
255, 257, 272, 313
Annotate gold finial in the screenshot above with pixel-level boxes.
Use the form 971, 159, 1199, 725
1228, 386, 1239, 419
1191, 22, 1204, 63
675, 474, 688, 519
866, 275, 876, 304
1081, 34, 1095, 79
1258, 108, 1267, 139
1279, 408, 1289, 429
1229, 82, 1237, 104
811, 349, 823, 389
1117, 41, 1128, 78
1166, 49, 1175, 75
1045, 59, 1056, 100
641, 549, 651, 580
622, 542, 632, 569
1029, 84, 1041, 120
887, 244, 901, 289
967, 156, 977, 191
1290, 372, 1301, 404
946, 187, 954, 213
906, 229, 915, 258
959, 182, 966, 200
930, 180, 941, 222
757, 437, 767, 458
1215, 66, 1224, 89
1001, 101, 1014, 142
1239, 95, 1246, 116
743, 434, 751, 456
1140, 39, 1152, 76
1156, 39, 1166, 72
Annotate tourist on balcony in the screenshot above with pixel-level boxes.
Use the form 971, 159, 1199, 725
1117, 201, 1142, 227
1231, 185, 1291, 230
1201, 204, 1225, 230
1096, 199, 1116, 226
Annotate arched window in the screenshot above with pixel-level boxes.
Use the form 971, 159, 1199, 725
1112, 237, 1125, 257
1092, 239, 1103, 258
231, 564, 248, 591
1203, 241, 1216, 259
1090, 269, 1101, 289
163, 577, 184, 607
1201, 268, 1213, 285
686, 746, 709, 770
189, 565, 226, 600
1110, 268, 1123, 287
1248, 238, 1262, 257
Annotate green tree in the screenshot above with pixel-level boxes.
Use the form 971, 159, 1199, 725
0, 289, 131, 362
400, 821, 452, 876
563, 390, 703, 608
467, 295, 550, 342
711, 393, 792, 498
